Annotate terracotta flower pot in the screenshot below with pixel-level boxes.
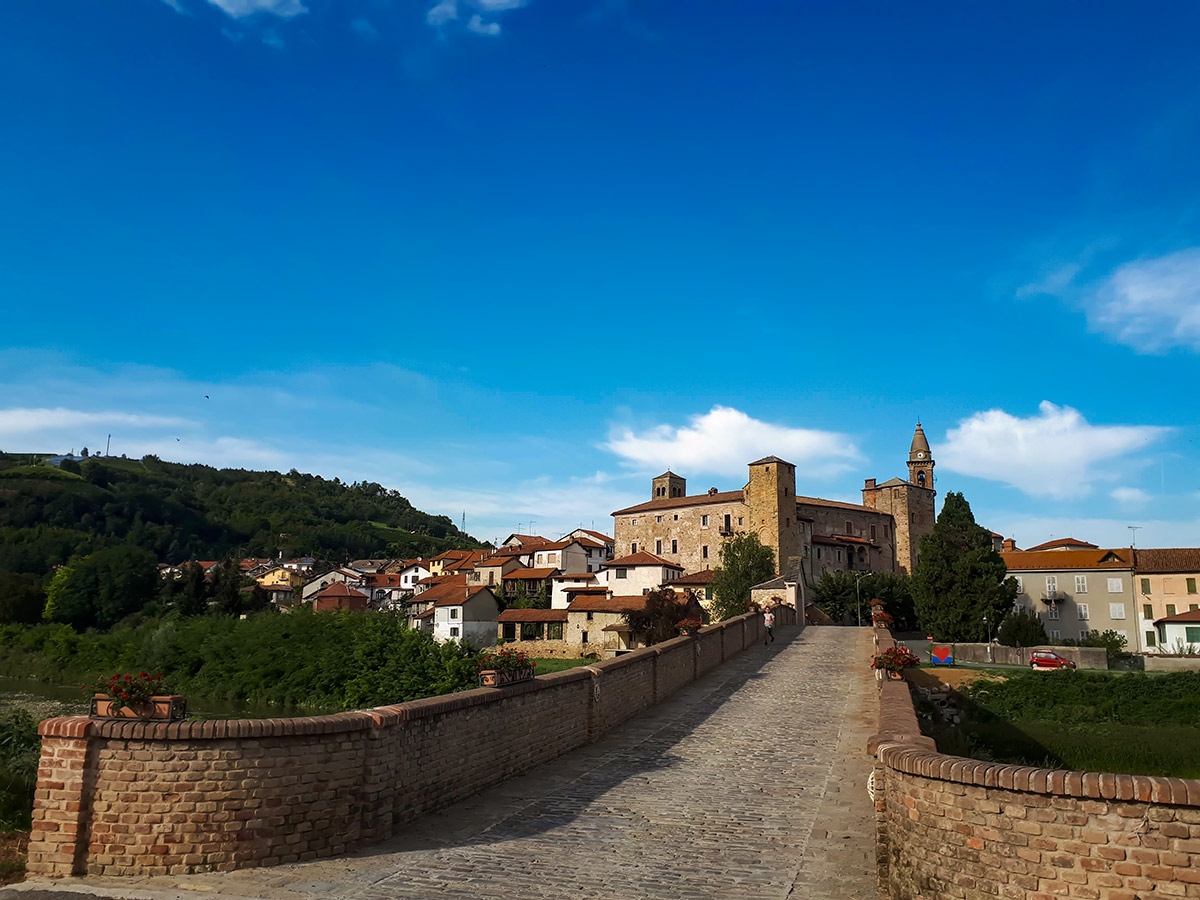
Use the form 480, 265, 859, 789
886, 670, 904, 681
478, 667, 534, 687
91, 693, 188, 720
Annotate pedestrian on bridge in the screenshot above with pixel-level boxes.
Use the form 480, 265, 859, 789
764, 608, 775, 645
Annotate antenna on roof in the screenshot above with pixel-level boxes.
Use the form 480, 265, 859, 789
1128, 525, 1141, 549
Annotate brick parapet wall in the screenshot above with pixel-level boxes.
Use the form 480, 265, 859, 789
29, 610, 794, 879
869, 625, 1200, 900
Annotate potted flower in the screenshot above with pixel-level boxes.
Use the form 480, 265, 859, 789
87, 672, 187, 720
478, 647, 535, 687
677, 617, 703, 636
870, 646, 920, 680
872, 610, 895, 628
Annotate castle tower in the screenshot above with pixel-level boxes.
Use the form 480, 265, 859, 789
745, 456, 799, 575
907, 422, 935, 490
861, 424, 938, 575
651, 470, 686, 500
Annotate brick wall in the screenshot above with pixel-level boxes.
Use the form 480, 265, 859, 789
28, 609, 794, 878
870, 626, 1200, 900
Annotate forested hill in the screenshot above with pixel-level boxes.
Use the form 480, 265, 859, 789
0, 453, 481, 577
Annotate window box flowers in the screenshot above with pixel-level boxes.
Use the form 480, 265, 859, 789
871, 646, 919, 680
677, 617, 703, 636
87, 672, 187, 720
478, 648, 535, 687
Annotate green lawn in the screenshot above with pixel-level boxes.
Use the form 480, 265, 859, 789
534, 658, 593, 675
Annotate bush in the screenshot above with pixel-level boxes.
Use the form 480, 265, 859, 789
0, 710, 39, 830
996, 608, 1049, 647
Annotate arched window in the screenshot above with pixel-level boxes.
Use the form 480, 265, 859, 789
917, 471, 926, 487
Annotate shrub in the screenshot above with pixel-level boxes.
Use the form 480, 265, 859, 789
996, 608, 1049, 647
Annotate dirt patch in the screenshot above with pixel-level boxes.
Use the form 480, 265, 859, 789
0, 832, 27, 886
907, 667, 1006, 690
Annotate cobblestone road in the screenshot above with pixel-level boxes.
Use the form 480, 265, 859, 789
7, 626, 877, 900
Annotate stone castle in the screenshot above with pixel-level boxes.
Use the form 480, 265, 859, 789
611, 424, 937, 581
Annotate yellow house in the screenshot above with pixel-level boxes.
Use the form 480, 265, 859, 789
256, 566, 303, 589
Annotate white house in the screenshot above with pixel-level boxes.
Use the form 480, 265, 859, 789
1153, 609, 1200, 653
600, 551, 684, 597
395, 560, 431, 594
432, 586, 501, 646
551, 571, 605, 609
301, 568, 364, 602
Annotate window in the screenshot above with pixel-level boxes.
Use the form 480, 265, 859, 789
816, 547, 822, 560
1192, 604, 1200, 613
1048, 604, 1060, 620
1188, 627, 1200, 643
547, 622, 564, 640
450, 626, 459, 637
615, 568, 627, 579
1075, 575, 1088, 593
656, 516, 662, 523
502, 623, 516, 641
586, 611, 594, 621
836, 550, 843, 562
1143, 603, 1154, 619
702, 546, 708, 559
450, 608, 459, 619
1050, 629, 1061, 640
846, 520, 853, 534
1189, 578, 1198, 594
671, 540, 678, 554
631, 518, 638, 526
1014, 576, 1024, 594
1046, 575, 1058, 594
701, 515, 709, 527
1167, 604, 1177, 616
1077, 603, 1089, 620
581, 630, 588, 644
1107, 577, 1122, 593
673, 514, 678, 520
1141, 578, 1151, 594
1080, 629, 1090, 640
521, 622, 543, 641
655, 540, 663, 554
738, 517, 744, 526
1109, 603, 1126, 620
1145, 630, 1157, 647
631, 542, 638, 554
786, 518, 790, 528
870, 525, 877, 541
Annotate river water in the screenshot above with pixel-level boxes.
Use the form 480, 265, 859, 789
0, 677, 332, 721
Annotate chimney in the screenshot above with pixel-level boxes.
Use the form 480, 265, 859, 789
1002, 538, 1017, 552
708, 487, 718, 495
864, 478, 876, 489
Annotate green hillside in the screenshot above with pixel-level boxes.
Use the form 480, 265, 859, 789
0, 452, 480, 584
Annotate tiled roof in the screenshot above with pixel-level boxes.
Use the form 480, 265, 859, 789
830, 533, 874, 545
502, 567, 560, 580
564, 586, 608, 594
575, 538, 607, 549
1001, 549, 1131, 571
476, 555, 517, 568
316, 582, 367, 599
1135, 548, 1200, 574
674, 569, 716, 584
604, 551, 684, 570
1155, 608, 1200, 624
574, 529, 614, 543
865, 477, 908, 489
495, 608, 569, 623
363, 573, 405, 587
504, 534, 550, 547
415, 573, 468, 603
748, 455, 793, 466
611, 491, 745, 516
433, 586, 496, 608
568, 594, 650, 613
795, 495, 890, 515
1025, 537, 1099, 552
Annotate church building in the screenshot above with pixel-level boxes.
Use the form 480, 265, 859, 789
610, 425, 937, 584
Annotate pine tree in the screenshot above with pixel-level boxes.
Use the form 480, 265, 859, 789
912, 492, 1017, 641
178, 562, 209, 617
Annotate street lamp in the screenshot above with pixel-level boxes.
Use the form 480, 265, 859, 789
983, 614, 993, 662
854, 571, 867, 627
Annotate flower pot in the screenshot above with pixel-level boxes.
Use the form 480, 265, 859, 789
478, 667, 534, 687
886, 670, 904, 681
91, 693, 188, 720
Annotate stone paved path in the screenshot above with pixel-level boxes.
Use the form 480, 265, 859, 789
7, 626, 877, 900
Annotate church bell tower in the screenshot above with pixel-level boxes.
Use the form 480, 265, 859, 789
907, 423, 935, 490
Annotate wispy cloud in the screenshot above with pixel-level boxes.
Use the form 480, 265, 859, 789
351, 17, 379, 40
466, 14, 501, 35
262, 28, 285, 49
941, 401, 1170, 500
1111, 487, 1151, 506
426, 0, 458, 26
1016, 262, 1081, 299
160, 0, 187, 13
605, 406, 861, 478
221, 26, 245, 41
1083, 248, 1200, 353
476, 0, 527, 10
0, 408, 192, 437
206, 0, 307, 19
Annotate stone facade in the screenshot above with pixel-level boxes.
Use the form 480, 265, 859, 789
27, 609, 790, 878
860, 423, 938, 575
612, 491, 747, 575
870, 625, 1200, 900
745, 457, 801, 575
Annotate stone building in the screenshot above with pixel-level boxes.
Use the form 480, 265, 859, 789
611, 425, 937, 584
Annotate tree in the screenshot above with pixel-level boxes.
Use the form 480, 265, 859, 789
0, 570, 46, 624
622, 588, 703, 645
46, 546, 159, 630
178, 562, 209, 617
811, 571, 917, 628
212, 560, 244, 616
996, 608, 1049, 647
710, 533, 776, 621
912, 492, 1018, 641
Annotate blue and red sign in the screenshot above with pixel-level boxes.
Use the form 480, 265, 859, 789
931, 646, 953, 665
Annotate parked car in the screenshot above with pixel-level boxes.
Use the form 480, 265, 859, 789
1029, 650, 1077, 671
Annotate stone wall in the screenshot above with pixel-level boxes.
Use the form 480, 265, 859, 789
870, 626, 1200, 900
934, 642, 1109, 670
1144, 654, 1200, 672
613, 496, 747, 574
28, 607, 796, 879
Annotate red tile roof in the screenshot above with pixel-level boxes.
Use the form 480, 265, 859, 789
1001, 549, 1131, 571
554, 572, 598, 580
1154, 609, 1200, 624
316, 582, 368, 599
1134, 548, 1200, 574
573, 529, 614, 543
1025, 537, 1100, 552
611, 491, 745, 516
363, 573, 405, 587
604, 551, 684, 570
502, 567, 560, 580
495, 608, 569, 623
568, 594, 650, 613
674, 569, 716, 585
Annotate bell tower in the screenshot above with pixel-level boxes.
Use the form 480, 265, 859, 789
907, 423, 935, 490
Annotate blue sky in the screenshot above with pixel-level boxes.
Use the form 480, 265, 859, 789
2, 0, 1200, 549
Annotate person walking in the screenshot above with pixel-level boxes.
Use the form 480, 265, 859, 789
764, 608, 775, 645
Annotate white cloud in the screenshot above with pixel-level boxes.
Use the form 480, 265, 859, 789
426, 0, 458, 25
605, 406, 861, 478
1016, 262, 1081, 299
940, 401, 1170, 500
0, 408, 191, 438
466, 14, 500, 34
262, 28, 285, 48
206, 0, 307, 17
351, 17, 378, 39
160, 0, 187, 12
475, 0, 527, 10
1084, 248, 1200, 353
1111, 487, 1151, 506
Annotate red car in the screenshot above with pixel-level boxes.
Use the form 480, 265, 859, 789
1029, 650, 1077, 671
